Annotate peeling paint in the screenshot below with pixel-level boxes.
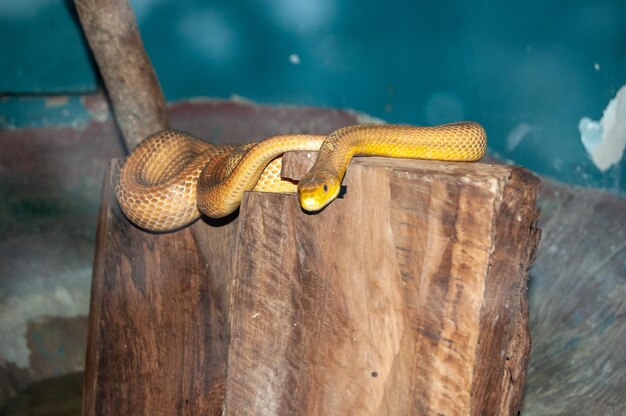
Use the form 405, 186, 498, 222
506, 123, 536, 152
579, 84, 626, 171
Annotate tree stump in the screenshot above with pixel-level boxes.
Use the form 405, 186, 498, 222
83, 155, 540, 415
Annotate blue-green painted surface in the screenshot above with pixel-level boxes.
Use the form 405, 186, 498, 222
0, 96, 94, 129
0, 0, 96, 93
1, 0, 625, 192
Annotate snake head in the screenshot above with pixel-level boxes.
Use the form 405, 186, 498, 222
297, 171, 341, 212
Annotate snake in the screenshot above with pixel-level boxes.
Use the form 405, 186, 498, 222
116, 122, 487, 231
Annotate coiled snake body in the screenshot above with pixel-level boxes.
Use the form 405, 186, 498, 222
116, 122, 487, 231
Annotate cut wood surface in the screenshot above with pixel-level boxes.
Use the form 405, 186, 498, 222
84, 155, 539, 415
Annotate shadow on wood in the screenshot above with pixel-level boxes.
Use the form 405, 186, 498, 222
83, 156, 540, 415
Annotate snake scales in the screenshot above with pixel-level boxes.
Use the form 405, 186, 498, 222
116, 122, 487, 231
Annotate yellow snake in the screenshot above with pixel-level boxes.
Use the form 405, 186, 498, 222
116, 122, 486, 231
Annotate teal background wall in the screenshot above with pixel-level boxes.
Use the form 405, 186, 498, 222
1, 0, 625, 192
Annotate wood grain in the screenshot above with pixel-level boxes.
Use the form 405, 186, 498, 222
223, 157, 539, 415
83, 162, 230, 415
84, 156, 539, 415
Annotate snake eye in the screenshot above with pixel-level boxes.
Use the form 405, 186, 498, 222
323, 184, 328, 192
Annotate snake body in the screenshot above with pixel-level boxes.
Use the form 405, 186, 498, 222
116, 122, 486, 231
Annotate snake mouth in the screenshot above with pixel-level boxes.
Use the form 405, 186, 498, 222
300, 194, 333, 212
299, 196, 321, 212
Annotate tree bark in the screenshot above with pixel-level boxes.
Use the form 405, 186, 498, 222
74, 0, 169, 150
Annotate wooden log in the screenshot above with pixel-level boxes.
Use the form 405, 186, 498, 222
84, 156, 540, 415
83, 162, 231, 415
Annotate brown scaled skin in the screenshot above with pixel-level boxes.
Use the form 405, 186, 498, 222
116, 122, 486, 231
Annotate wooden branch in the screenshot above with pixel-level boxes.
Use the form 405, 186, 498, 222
74, 0, 169, 150
84, 157, 539, 415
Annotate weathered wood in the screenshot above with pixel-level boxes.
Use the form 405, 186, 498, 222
266, 151, 540, 414
226, 157, 539, 415
74, 0, 169, 150
84, 156, 539, 415
83, 162, 230, 415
